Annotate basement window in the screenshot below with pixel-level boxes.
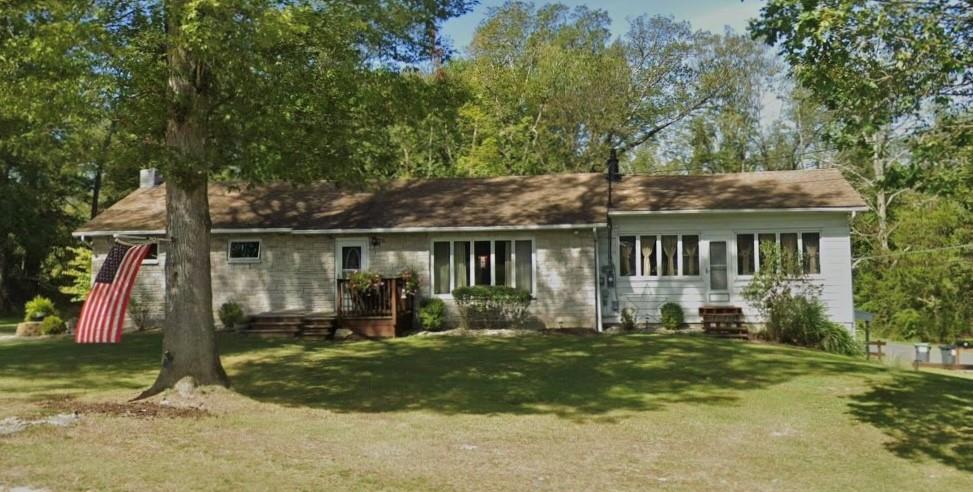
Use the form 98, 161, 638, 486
228, 240, 261, 263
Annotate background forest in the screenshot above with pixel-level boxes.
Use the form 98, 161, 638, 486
1, 0, 970, 341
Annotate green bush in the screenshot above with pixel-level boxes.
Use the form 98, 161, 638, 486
418, 297, 446, 331
40, 315, 66, 335
744, 245, 861, 356
128, 288, 152, 331
659, 302, 684, 330
24, 296, 58, 322
819, 321, 863, 356
620, 307, 637, 331
218, 301, 247, 330
452, 285, 531, 329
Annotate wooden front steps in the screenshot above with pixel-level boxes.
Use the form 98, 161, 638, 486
700, 306, 750, 340
245, 310, 337, 339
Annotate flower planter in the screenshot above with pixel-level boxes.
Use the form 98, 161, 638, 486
15, 322, 43, 337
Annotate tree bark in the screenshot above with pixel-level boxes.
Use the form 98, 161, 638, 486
135, 0, 228, 399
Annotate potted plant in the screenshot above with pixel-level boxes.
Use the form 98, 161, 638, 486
347, 271, 383, 312
399, 267, 420, 298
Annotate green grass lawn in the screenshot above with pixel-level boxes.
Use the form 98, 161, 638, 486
0, 314, 20, 334
1, 332, 971, 491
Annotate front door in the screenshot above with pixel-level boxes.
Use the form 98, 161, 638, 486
335, 238, 368, 278
706, 240, 730, 303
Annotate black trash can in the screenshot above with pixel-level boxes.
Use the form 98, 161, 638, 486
940, 345, 957, 366
914, 343, 931, 364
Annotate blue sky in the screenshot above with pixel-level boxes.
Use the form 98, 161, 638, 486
441, 0, 766, 53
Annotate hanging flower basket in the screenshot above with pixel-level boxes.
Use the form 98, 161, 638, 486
399, 267, 420, 298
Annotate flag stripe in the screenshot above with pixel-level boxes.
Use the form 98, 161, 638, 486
76, 243, 153, 344
108, 245, 149, 342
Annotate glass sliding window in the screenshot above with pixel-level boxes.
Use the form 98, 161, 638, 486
681, 235, 700, 275
780, 233, 799, 275
474, 241, 491, 285
619, 236, 636, 277
802, 232, 821, 274
229, 240, 261, 262
737, 234, 755, 275
661, 235, 678, 276
758, 233, 776, 272
640, 236, 657, 276
453, 241, 471, 288
495, 240, 512, 286
515, 240, 533, 293
433, 242, 450, 294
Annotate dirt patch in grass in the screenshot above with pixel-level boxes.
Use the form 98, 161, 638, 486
39, 398, 209, 419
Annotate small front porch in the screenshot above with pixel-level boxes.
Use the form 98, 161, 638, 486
243, 276, 415, 338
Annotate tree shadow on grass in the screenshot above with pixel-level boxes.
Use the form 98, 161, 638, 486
847, 371, 973, 473
228, 334, 881, 421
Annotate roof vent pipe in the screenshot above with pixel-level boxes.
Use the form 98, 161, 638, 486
139, 168, 163, 188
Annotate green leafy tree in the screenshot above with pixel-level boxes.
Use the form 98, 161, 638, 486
752, 0, 973, 252
14, 0, 473, 396
856, 195, 973, 343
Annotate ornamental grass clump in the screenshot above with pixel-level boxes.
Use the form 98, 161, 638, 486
453, 285, 531, 330
24, 296, 58, 322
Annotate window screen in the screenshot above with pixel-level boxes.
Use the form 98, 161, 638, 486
433, 242, 450, 294
619, 236, 636, 277
474, 241, 491, 285
515, 240, 533, 292
640, 236, 657, 276
681, 235, 699, 276
495, 241, 512, 286
229, 240, 261, 261
661, 235, 678, 276
454, 241, 470, 288
780, 233, 799, 275
737, 234, 755, 275
802, 233, 821, 274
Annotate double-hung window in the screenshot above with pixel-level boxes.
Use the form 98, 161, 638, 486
737, 232, 821, 275
619, 234, 700, 277
432, 239, 534, 294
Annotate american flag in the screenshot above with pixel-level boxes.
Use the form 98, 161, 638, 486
75, 242, 154, 344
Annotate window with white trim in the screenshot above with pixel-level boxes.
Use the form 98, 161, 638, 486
431, 239, 534, 294
228, 240, 261, 263
737, 232, 821, 275
620, 234, 700, 277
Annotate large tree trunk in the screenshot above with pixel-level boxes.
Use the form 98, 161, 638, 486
135, 0, 228, 399
137, 173, 228, 396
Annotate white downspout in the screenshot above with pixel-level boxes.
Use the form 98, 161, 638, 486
593, 227, 603, 332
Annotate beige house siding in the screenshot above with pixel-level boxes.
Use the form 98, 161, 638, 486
92, 228, 599, 331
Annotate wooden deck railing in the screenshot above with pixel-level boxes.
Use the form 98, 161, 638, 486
336, 277, 415, 324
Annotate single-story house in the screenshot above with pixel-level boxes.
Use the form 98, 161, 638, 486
73, 168, 867, 335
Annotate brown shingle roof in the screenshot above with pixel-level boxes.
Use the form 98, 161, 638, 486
75, 169, 865, 234
76, 173, 609, 233
612, 168, 866, 212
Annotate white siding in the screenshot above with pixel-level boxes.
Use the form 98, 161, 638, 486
598, 212, 855, 329
94, 229, 600, 331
